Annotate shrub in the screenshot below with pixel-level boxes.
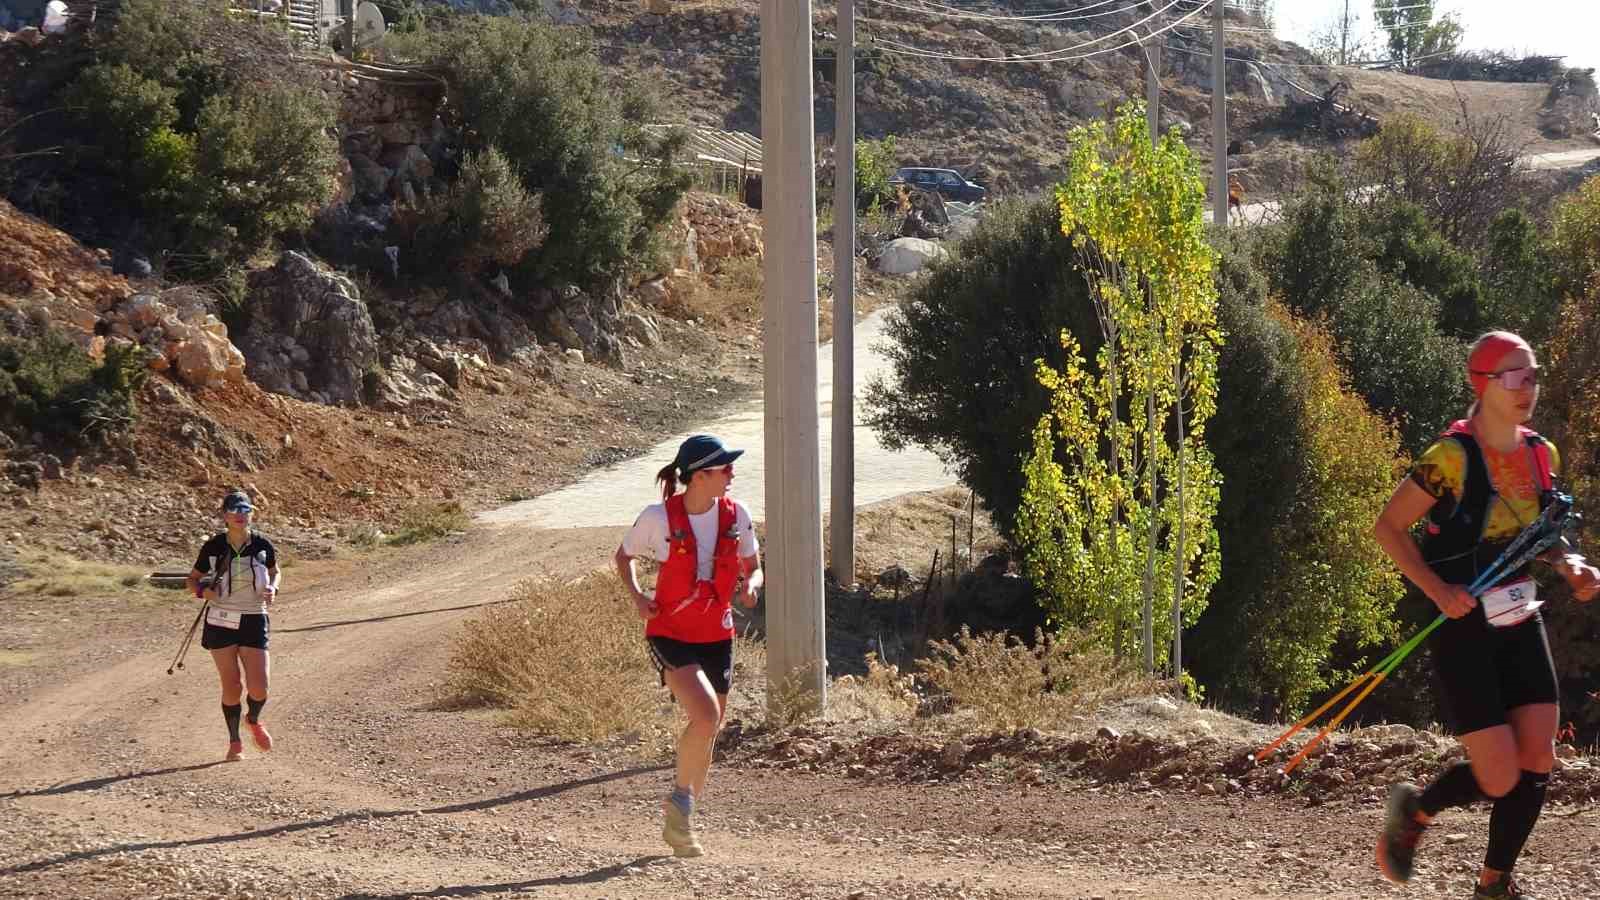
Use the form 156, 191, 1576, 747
1189, 233, 1406, 715
863, 196, 1101, 538
855, 134, 899, 211
1352, 112, 1522, 251
916, 626, 1148, 731
444, 570, 665, 741
1549, 175, 1600, 302
176, 84, 340, 267
1478, 208, 1559, 343
387, 501, 471, 546
64, 64, 179, 172
422, 17, 689, 289
1264, 168, 1470, 453
0, 329, 148, 451
410, 148, 549, 277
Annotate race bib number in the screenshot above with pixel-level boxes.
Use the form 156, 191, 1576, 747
205, 607, 243, 630
1482, 579, 1540, 627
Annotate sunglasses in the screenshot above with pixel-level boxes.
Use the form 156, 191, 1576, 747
1479, 365, 1541, 391
701, 464, 735, 477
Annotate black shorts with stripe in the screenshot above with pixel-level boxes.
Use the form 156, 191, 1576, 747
647, 636, 734, 695
201, 613, 270, 650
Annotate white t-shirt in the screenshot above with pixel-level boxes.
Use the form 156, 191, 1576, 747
622, 498, 759, 579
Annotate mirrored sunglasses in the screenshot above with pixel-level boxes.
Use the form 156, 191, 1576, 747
1486, 365, 1540, 391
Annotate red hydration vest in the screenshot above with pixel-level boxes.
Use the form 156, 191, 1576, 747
646, 494, 743, 643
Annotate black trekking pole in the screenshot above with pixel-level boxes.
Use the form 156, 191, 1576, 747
167, 604, 206, 675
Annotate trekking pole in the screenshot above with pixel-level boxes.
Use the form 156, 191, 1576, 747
167, 605, 205, 675
1257, 495, 1576, 772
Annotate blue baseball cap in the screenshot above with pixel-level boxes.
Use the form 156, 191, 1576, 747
222, 490, 254, 513
674, 434, 744, 474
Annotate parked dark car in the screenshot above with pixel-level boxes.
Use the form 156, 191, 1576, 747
887, 167, 987, 203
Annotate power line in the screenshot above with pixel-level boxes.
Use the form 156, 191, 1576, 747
870, 0, 1203, 63
868, 0, 1168, 24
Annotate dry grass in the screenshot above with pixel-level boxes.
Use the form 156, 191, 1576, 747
842, 486, 1004, 587
444, 569, 667, 743
386, 501, 471, 546
7, 549, 159, 599
827, 653, 920, 724
917, 626, 1154, 732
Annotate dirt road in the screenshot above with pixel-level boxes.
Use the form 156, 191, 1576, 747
4, 523, 1599, 900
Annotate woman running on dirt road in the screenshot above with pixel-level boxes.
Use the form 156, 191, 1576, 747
186, 489, 280, 762
1373, 331, 1600, 899
614, 434, 762, 858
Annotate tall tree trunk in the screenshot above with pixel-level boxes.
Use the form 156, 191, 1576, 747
1144, 390, 1157, 674
1171, 359, 1186, 679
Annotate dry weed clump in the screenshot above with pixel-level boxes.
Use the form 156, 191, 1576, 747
444, 569, 664, 742
387, 501, 471, 546
917, 626, 1151, 732
828, 652, 920, 724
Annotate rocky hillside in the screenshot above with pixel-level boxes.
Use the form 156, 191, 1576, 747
567, 0, 1600, 196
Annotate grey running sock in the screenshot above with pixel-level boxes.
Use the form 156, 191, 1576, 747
245, 696, 266, 724
223, 703, 242, 742
668, 786, 694, 817
1419, 761, 1484, 816
1485, 770, 1549, 872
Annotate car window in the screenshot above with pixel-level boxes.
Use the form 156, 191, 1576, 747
914, 171, 936, 183
938, 173, 962, 186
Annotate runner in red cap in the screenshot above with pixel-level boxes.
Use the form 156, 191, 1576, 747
1372, 332, 1600, 898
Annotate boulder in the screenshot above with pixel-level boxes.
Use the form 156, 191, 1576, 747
242, 252, 380, 405
876, 238, 947, 275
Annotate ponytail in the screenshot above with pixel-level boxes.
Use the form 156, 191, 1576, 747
655, 462, 680, 502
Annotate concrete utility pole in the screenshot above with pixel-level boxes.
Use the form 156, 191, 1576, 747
761, 0, 828, 712
1212, 0, 1228, 227
830, 0, 856, 590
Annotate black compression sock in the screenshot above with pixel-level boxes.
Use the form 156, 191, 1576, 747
1485, 770, 1549, 872
1419, 761, 1484, 816
223, 703, 242, 742
245, 696, 266, 724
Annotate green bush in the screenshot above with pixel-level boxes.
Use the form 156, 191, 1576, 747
1550, 175, 1600, 302
1264, 168, 1470, 453
64, 64, 179, 170
1365, 199, 1484, 337
0, 330, 148, 450
1190, 231, 1406, 713
855, 134, 899, 211
421, 17, 689, 289
864, 196, 1101, 538
411, 148, 550, 277
176, 84, 340, 267
1479, 208, 1560, 343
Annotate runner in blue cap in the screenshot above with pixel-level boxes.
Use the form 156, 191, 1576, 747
614, 434, 762, 857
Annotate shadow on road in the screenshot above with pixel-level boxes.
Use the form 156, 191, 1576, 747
277, 598, 519, 634
1, 764, 671, 876
336, 856, 669, 898
0, 762, 227, 800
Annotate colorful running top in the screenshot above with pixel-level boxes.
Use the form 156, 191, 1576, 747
1411, 436, 1560, 543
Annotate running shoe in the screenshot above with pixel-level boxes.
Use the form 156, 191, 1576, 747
225, 740, 244, 762
1473, 875, 1529, 898
661, 801, 704, 858
246, 720, 273, 752
1377, 782, 1426, 883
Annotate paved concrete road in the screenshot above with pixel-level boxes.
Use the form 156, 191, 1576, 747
478, 308, 955, 528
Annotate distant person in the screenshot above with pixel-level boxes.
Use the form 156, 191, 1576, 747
1372, 331, 1600, 899
186, 490, 280, 762
614, 434, 762, 858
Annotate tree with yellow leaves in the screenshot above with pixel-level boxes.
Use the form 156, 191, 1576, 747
1016, 101, 1222, 675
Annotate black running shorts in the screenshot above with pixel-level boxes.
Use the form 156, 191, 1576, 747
1429, 608, 1558, 735
201, 613, 270, 651
647, 636, 734, 696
